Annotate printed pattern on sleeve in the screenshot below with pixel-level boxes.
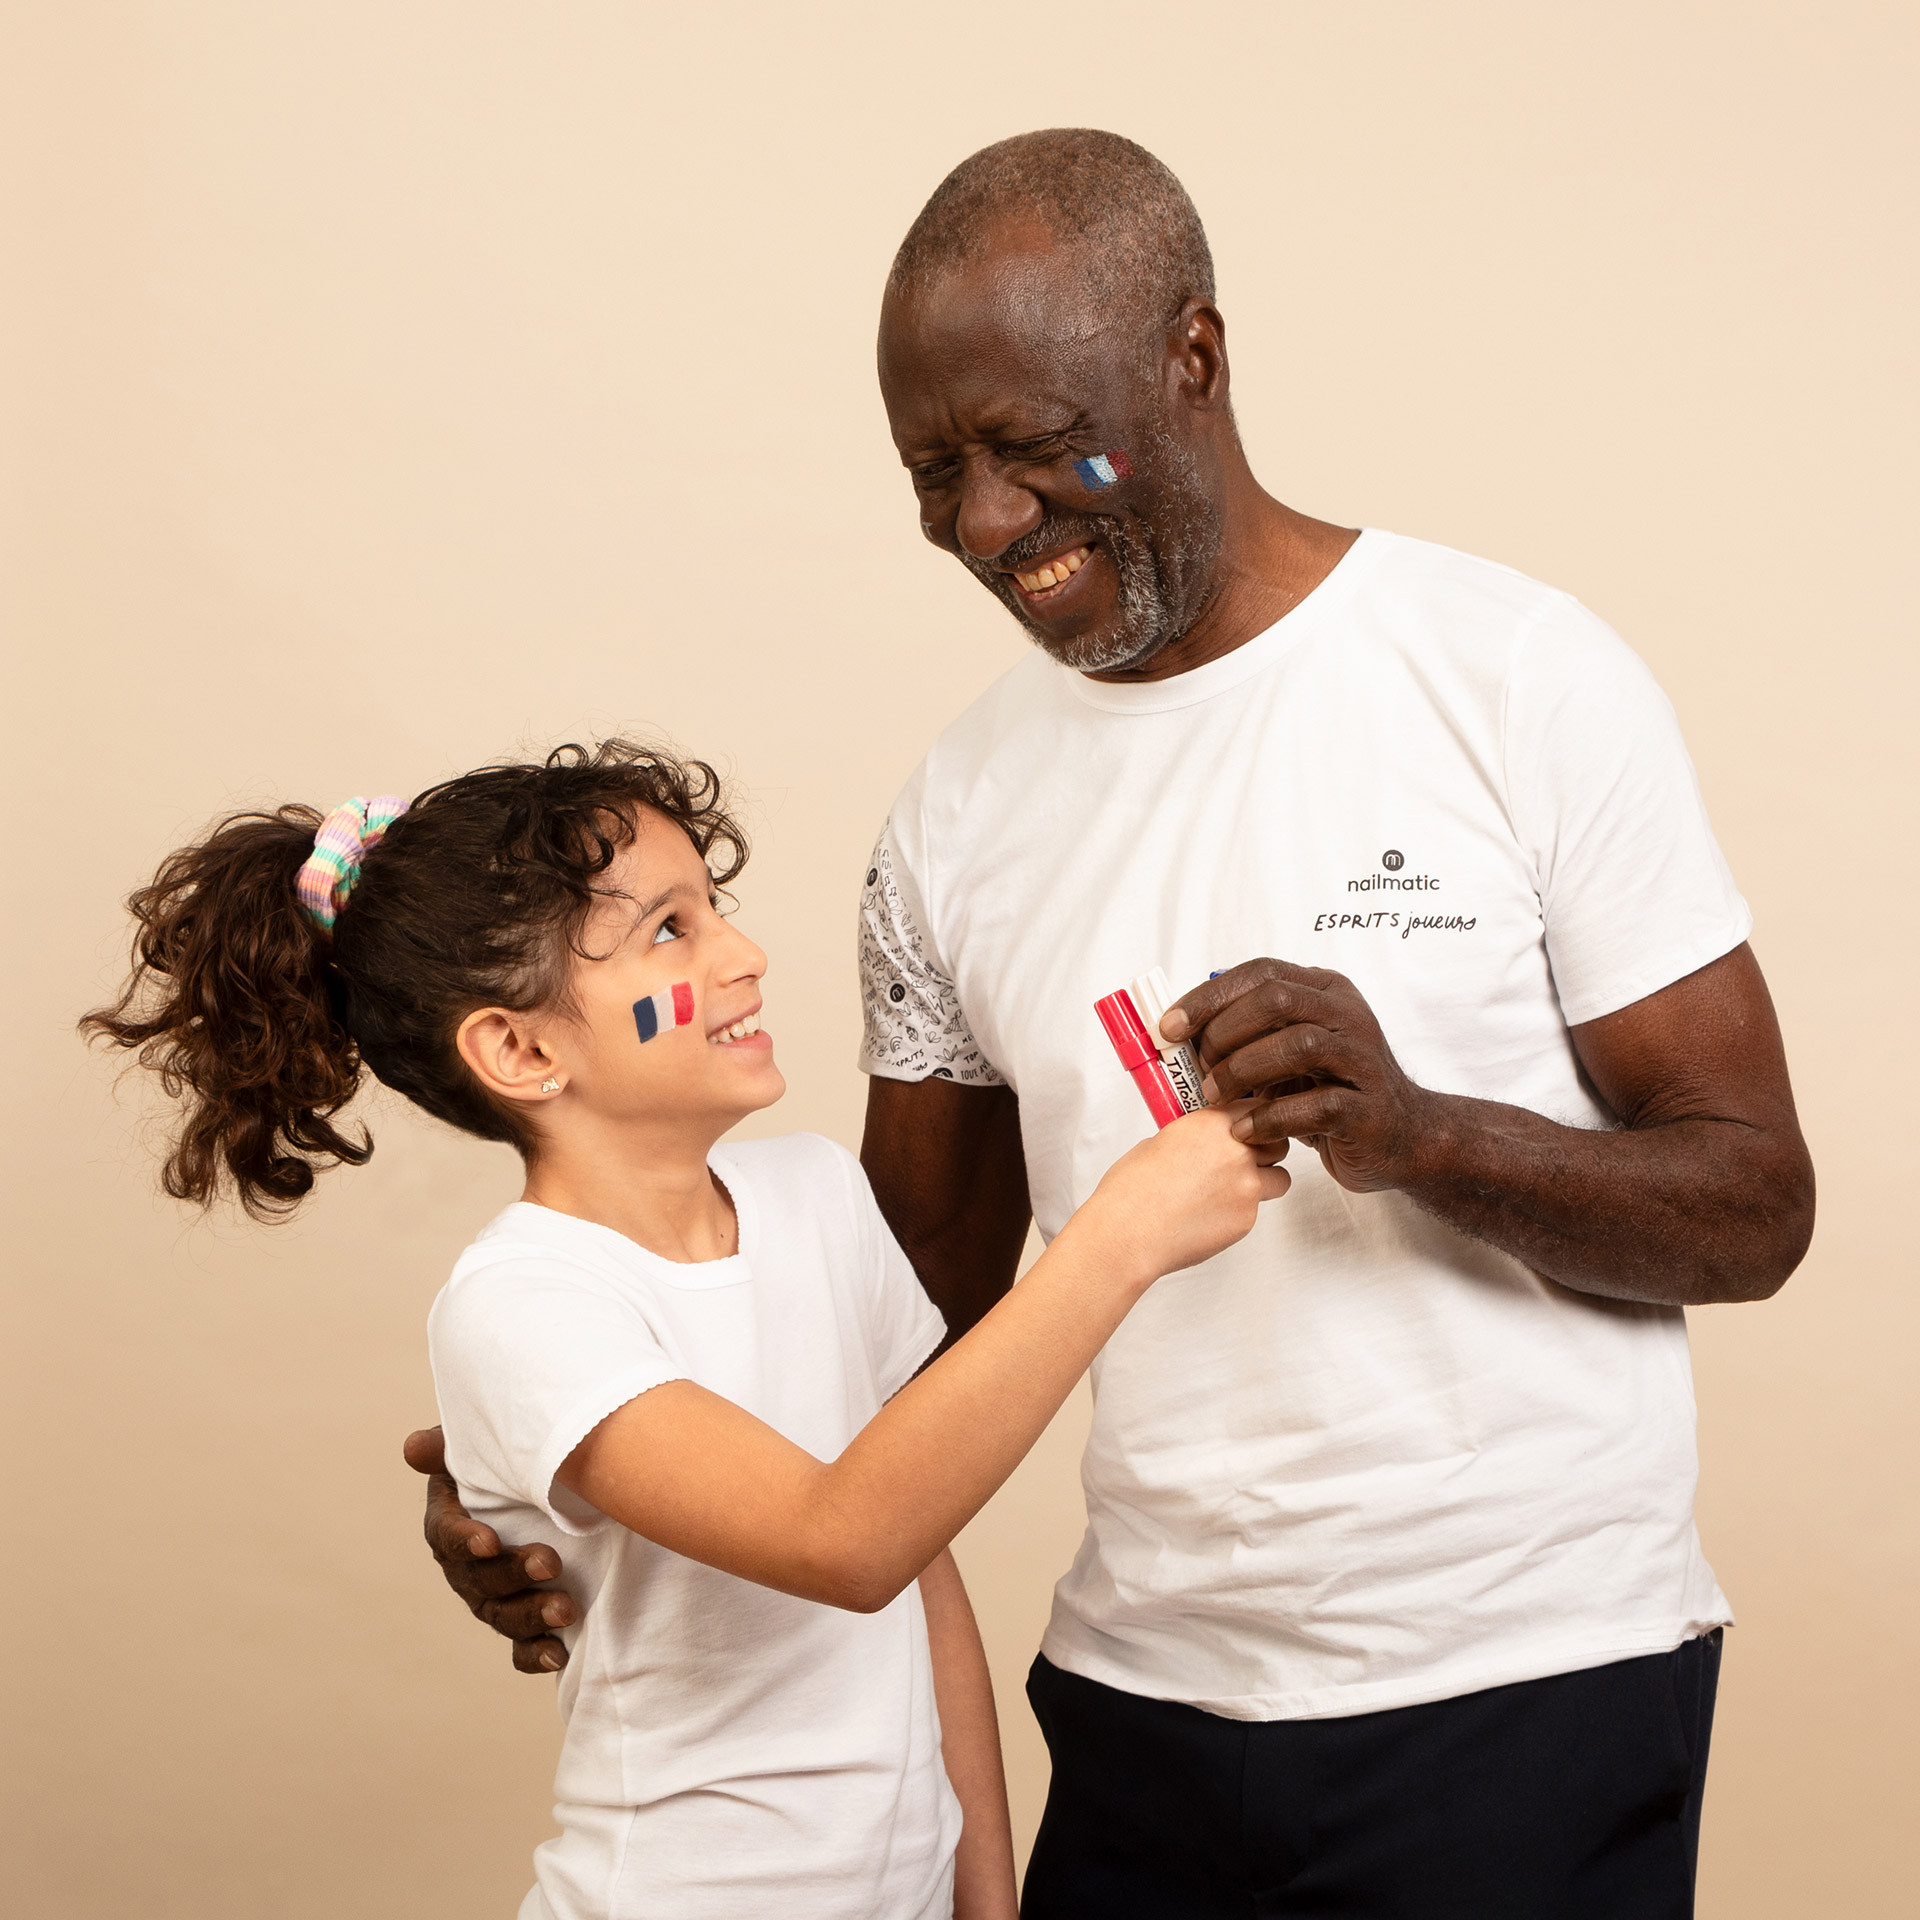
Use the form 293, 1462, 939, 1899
857, 829, 1005, 1086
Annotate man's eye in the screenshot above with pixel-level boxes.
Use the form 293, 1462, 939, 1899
1002, 439, 1061, 462
911, 461, 959, 488
651, 919, 682, 945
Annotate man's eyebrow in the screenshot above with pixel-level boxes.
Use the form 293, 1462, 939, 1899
898, 410, 1090, 462
1001, 412, 1089, 442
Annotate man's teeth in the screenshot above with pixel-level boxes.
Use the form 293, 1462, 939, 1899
710, 1013, 761, 1044
1015, 546, 1092, 593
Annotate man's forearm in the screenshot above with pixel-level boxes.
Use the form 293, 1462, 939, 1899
1399, 1087, 1813, 1306
862, 1077, 1032, 1342
1181, 947, 1813, 1308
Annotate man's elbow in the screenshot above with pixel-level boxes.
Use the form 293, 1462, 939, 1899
1714, 1139, 1816, 1303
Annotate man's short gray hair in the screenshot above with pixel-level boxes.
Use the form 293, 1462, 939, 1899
888, 129, 1216, 344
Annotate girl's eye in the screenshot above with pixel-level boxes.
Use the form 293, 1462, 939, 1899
651, 919, 682, 946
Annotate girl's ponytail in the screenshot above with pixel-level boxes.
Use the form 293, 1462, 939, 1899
82, 807, 372, 1220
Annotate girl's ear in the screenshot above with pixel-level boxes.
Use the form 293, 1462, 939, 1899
456, 1007, 563, 1105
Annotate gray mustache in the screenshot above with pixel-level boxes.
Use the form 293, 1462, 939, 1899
967, 515, 1117, 577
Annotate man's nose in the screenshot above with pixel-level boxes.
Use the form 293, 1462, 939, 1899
952, 460, 1043, 563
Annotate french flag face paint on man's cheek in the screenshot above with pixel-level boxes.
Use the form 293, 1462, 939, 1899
633, 981, 695, 1044
1073, 450, 1134, 489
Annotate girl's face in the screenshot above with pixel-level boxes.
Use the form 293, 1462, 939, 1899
547, 809, 784, 1134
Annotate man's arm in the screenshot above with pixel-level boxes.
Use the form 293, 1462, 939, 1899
860, 1076, 1032, 1343
1167, 942, 1813, 1306
920, 1549, 1019, 1920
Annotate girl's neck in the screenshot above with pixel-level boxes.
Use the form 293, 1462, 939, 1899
520, 1115, 738, 1264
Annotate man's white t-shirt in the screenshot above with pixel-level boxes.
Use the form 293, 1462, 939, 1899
859, 529, 1746, 1722
428, 1134, 959, 1920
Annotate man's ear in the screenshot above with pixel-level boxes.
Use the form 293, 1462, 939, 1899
456, 1006, 563, 1106
1169, 296, 1230, 412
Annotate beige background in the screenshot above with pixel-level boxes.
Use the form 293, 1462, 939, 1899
4, 3, 1915, 1913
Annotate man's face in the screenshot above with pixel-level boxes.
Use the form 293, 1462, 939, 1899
878, 241, 1223, 675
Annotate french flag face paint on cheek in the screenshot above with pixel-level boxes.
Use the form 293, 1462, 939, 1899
633, 980, 695, 1044
1073, 450, 1134, 490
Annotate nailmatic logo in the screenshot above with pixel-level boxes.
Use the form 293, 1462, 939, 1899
1348, 850, 1439, 893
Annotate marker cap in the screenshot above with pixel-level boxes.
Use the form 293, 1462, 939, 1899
1128, 967, 1182, 1055
1093, 989, 1157, 1070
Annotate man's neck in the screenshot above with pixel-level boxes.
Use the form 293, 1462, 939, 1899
1086, 489, 1359, 686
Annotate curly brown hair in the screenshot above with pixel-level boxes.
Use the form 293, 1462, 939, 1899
81, 740, 748, 1221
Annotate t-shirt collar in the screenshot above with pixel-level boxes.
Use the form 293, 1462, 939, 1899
1060, 526, 1383, 715
484, 1147, 759, 1290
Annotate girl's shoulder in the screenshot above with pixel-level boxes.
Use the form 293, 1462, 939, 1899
449, 1200, 641, 1283
431, 1205, 664, 1348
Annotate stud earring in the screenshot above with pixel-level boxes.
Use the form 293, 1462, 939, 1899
540, 1077, 561, 1094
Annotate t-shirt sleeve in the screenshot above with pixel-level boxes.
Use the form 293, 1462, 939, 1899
857, 816, 1006, 1087
1505, 596, 1753, 1027
427, 1255, 688, 1536
827, 1139, 948, 1398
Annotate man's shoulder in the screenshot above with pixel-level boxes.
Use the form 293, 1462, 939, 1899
1360, 530, 1640, 700
910, 650, 1064, 784
1365, 529, 1584, 637
875, 648, 1063, 864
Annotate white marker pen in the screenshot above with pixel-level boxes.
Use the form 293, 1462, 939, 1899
1128, 967, 1209, 1115
1094, 967, 1210, 1128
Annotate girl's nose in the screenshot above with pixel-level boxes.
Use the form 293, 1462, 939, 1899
717, 921, 768, 984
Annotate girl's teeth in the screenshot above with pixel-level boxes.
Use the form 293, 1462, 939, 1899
713, 1013, 760, 1043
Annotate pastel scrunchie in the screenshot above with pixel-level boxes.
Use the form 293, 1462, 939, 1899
296, 795, 410, 935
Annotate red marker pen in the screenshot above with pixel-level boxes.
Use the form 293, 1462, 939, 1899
1095, 968, 1210, 1129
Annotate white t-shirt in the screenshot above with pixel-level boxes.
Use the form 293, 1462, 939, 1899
428, 1134, 958, 1920
859, 528, 1747, 1722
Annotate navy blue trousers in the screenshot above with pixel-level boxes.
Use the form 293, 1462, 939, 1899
1023, 1633, 1721, 1919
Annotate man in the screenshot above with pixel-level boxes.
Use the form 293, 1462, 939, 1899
413, 131, 1812, 1915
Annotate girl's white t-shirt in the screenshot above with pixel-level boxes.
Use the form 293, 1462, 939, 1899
427, 1134, 957, 1920
859, 529, 1747, 1722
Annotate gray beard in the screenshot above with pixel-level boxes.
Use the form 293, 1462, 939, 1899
961, 437, 1223, 675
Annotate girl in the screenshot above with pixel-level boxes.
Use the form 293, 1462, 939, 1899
85, 740, 1287, 1920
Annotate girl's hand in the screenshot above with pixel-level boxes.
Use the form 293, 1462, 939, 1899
1078, 1105, 1290, 1283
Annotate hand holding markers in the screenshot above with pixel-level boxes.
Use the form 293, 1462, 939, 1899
1156, 958, 1430, 1195
1082, 1105, 1291, 1279
1091, 967, 1290, 1273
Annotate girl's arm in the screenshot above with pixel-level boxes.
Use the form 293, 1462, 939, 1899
559, 1106, 1284, 1612
920, 1550, 1018, 1920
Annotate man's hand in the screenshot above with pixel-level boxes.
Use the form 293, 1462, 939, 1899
1160, 946, 1813, 1306
403, 1426, 575, 1673
1162, 959, 1425, 1190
